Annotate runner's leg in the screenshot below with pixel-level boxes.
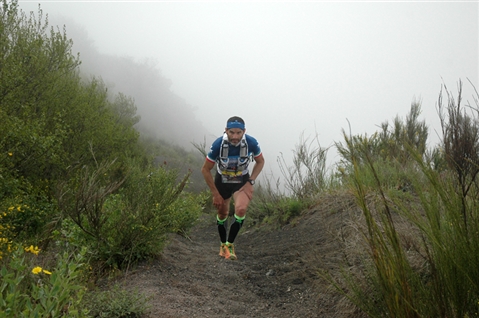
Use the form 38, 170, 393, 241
217, 198, 230, 243
227, 186, 252, 243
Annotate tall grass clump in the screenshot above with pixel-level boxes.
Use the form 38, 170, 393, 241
336, 101, 428, 192
249, 133, 330, 226
330, 80, 479, 317
248, 176, 310, 227
277, 132, 330, 198
335, 130, 427, 318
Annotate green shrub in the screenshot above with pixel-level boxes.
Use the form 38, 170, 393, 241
0, 185, 57, 244
162, 190, 208, 236
57, 158, 205, 271
249, 183, 311, 227
82, 284, 149, 318
0, 245, 88, 317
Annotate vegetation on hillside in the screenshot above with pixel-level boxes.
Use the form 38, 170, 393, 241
1, 2, 206, 316
2, 1, 479, 317
328, 80, 479, 317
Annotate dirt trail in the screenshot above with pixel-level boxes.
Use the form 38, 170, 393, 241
121, 199, 359, 318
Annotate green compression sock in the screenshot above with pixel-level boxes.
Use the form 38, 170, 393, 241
216, 215, 228, 243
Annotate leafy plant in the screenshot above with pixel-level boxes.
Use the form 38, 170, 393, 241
56, 157, 204, 271
0, 244, 88, 317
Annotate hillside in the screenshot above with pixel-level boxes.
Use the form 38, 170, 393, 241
111, 191, 367, 318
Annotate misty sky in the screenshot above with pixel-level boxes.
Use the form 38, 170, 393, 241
18, 0, 479, 182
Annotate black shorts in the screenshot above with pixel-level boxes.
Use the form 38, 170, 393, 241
215, 173, 250, 200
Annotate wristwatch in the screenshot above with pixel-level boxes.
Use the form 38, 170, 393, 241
248, 179, 255, 185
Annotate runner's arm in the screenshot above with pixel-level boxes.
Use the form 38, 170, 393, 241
249, 154, 265, 181
201, 159, 224, 208
201, 159, 217, 193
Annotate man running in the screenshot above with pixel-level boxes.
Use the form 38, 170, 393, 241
201, 116, 265, 260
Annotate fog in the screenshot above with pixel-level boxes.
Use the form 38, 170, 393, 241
18, 0, 479, 185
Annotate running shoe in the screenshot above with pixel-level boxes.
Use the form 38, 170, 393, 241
226, 243, 236, 260
219, 243, 230, 259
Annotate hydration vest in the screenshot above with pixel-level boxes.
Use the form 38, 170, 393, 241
217, 136, 251, 173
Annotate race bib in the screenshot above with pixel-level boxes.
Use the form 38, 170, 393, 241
221, 171, 243, 183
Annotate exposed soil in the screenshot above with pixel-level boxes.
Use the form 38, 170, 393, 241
118, 192, 365, 318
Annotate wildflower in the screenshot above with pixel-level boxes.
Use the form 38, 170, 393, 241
8, 152, 12, 156
24, 245, 40, 255
42, 269, 52, 275
32, 267, 42, 274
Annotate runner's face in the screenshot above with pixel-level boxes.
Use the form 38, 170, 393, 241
226, 128, 245, 144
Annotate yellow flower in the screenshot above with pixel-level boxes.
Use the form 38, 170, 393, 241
24, 245, 40, 255
8, 152, 12, 156
42, 269, 52, 275
32, 267, 42, 275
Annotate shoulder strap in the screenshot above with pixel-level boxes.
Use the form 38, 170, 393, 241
217, 135, 250, 171
220, 139, 229, 159
217, 138, 229, 171
237, 138, 250, 170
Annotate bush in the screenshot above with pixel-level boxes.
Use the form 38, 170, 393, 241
0, 245, 88, 317
249, 180, 312, 227
82, 284, 149, 318
56, 158, 205, 271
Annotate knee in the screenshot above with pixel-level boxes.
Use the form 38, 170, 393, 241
234, 206, 247, 217
217, 207, 229, 220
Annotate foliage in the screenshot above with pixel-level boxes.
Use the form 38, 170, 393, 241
0, 0, 211, 314
328, 80, 479, 317
277, 132, 330, 198
337, 101, 428, 169
1, 0, 80, 182
336, 101, 429, 192
248, 132, 326, 227
438, 79, 479, 222
0, 183, 58, 246
140, 135, 208, 194
0, 0, 144, 244
248, 176, 312, 227
5, 0, 479, 316
334, 133, 427, 317
56, 157, 204, 270
0, 244, 88, 317
82, 284, 149, 318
